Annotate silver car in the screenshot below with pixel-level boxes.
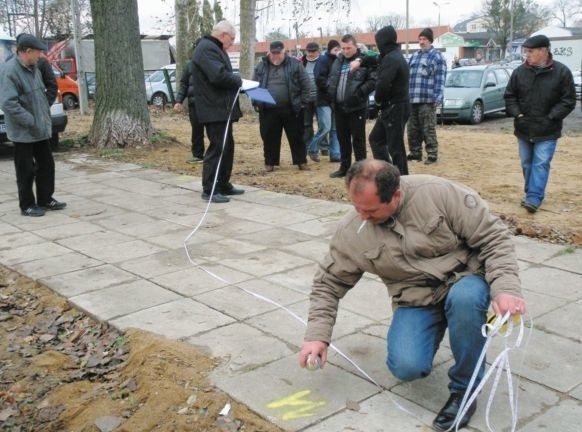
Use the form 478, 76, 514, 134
145, 64, 176, 106
439, 64, 514, 124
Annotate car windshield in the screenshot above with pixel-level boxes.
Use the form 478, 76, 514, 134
445, 70, 483, 88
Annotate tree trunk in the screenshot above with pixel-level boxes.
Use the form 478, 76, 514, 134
239, 0, 256, 79
89, 0, 153, 148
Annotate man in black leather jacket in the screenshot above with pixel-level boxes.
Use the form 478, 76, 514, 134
327, 34, 376, 178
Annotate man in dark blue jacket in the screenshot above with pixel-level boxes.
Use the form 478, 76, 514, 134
369, 26, 410, 175
253, 41, 311, 173
327, 34, 376, 178
192, 21, 243, 204
504, 34, 576, 213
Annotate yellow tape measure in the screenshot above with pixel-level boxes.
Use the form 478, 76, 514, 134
486, 313, 521, 334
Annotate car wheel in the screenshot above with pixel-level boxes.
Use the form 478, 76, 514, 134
151, 92, 168, 106
470, 101, 483, 124
62, 94, 77, 110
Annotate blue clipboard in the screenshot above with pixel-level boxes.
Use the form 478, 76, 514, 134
245, 87, 276, 105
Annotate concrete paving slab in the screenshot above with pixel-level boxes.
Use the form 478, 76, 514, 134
302, 391, 434, 432
282, 239, 330, 262
264, 264, 319, 295
286, 217, 344, 237
92, 212, 157, 230
0, 211, 79, 230
65, 202, 127, 221
544, 248, 582, 274
99, 177, 179, 196
200, 214, 273, 238
193, 279, 305, 320
148, 229, 222, 249
11, 252, 101, 280
0, 231, 45, 250
247, 300, 379, 348
512, 236, 567, 263
222, 203, 316, 227
116, 248, 193, 279
143, 203, 208, 222
520, 266, 582, 301
70, 279, 181, 321
488, 327, 582, 393
534, 303, 582, 342
56, 230, 134, 253
0, 242, 72, 265
234, 227, 313, 247
293, 199, 350, 218
219, 249, 313, 277
340, 278, 393, 320
40, 264, 139, 297
78, 239, 166, 263
31, 221, 104, 241
151, 264, 254, 297
237, 189, 313, 208
188, 323, 294, 376
93, 193, 173, 212
184, 237, 268, 262
392, 358, 562, 432
111, 298, 235, 339
518, 399, 580, 431
570, 383, 582, 401
211, 354, 379, 431
521, 290, 569, 319
0, 221, 20, 236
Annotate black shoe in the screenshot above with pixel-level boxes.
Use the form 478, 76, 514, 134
201, 192, 230, 203
21, 206, 46, 217
222, 187, 245, 196
329, 169, 347, 178
407, 153, 422, 161
433, 392, 477, 432
424, 156, 438, 165
330, 157, 341, 163
522, 201, 539, 213
321, 149, 329, 156
41, 198, 67, 211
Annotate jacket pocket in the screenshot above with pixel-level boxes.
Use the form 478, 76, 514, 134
413, 215, 459, 258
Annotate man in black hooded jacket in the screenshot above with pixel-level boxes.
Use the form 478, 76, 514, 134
368, 26, 410, 175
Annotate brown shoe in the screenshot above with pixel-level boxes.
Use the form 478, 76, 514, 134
298, 163, 310, 171
264, 165, 274, 173
309, 153, 320, 162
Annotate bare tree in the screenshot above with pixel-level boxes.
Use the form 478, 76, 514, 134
365, 14, 405, 32
0, 0, 49, 37
239, 0, 257, 79
550, 0, 582, 26
174, 0, 201, 84
89, 0, 153, 148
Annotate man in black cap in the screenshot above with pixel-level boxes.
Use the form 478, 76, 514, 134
253, 40, 311, 173
407, 27, 446, 165
504, 34, 576, 214
0, 33, 66, 217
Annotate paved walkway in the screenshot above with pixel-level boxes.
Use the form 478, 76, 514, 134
0, 154, 581, 431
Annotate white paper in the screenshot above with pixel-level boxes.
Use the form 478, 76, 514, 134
241, 79, 259, 91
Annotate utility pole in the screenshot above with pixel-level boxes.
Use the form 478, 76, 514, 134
405, 0, 409, 57
71, 0, 88, 114
508, 0, 514, 60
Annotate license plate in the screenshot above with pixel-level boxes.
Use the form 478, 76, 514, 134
0, 123, 6, 133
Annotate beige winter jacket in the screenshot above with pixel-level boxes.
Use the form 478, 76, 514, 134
304, 175, 522, 343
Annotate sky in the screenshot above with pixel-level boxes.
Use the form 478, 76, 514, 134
137, 0, 557, 39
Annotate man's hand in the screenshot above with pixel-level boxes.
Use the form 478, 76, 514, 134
299, 341, 328, 369
349, 58, 362, 72
492, 293, 527, 316
173, 102, 183, 112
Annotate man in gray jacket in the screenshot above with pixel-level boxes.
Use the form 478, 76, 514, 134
0, 34, 66, 217
299, 159, 526, 431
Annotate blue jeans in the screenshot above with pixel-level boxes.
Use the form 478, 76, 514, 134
308, 106, 340, 159
518, 138, 557, 207
387, 275, 490, 393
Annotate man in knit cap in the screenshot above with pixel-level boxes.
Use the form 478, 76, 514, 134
407, 27, 446, 165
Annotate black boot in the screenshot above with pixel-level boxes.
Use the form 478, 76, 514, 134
432, 391, 477, 431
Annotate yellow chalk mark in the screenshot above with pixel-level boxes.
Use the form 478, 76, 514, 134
266, 389, 327, 420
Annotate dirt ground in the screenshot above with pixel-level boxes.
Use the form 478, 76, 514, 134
1, 106, 580, 431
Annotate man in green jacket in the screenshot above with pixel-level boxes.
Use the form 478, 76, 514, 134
300, 159, 526, 431
0, 33, 66, 217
